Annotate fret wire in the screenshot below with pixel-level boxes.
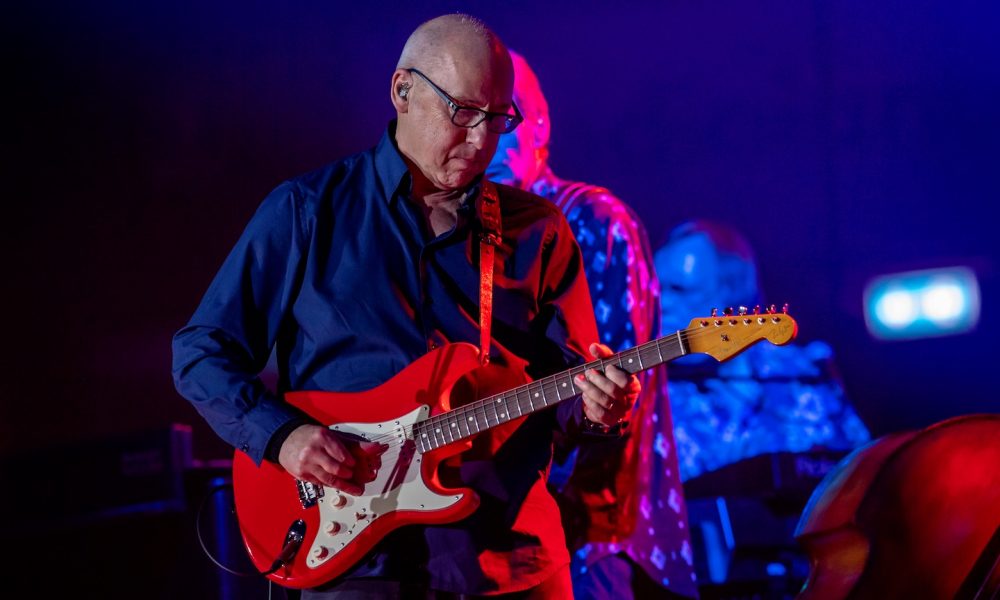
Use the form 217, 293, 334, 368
469, 402, 481, 434
424, 422, 435, 451
415, 423, 426, 453
431, 416, 441, 446
546, 380, 558, 405
642, 343, 660, 367
434, 419, 445, 448
510, 391, 523, 418
474, 402, 486, 432
521, 386, 533, 412
457, 405, 472, 438
570, 366, 583, 394
419, 420, 430, 450
491, 395, 502, 425
558, 375, 573, 400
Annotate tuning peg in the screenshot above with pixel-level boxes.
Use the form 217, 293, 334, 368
738, 306, 748, 316
711, 308, 718, 317
768, 304, 776, 314
723, 307, 734, 316
782, 303, 789, 314
753, 305, 761, 315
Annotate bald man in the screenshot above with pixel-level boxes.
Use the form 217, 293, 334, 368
173, 14, 639, 598
488, 51, 699, 600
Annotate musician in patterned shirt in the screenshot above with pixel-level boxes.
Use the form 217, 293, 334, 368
488, 50, 699, 600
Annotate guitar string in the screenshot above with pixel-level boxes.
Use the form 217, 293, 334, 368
321, 318, 790, 451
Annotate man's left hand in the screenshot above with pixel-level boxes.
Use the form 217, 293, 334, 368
575, 342, 641, 429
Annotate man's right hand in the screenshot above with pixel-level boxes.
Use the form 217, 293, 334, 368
278, 424, 364, 495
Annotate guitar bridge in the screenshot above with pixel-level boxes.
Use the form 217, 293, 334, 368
296, 479, 325, 508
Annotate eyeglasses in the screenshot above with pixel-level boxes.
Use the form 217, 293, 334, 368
406, 68, 523, 134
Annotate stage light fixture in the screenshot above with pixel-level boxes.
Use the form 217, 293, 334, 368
863, 267, 980, 340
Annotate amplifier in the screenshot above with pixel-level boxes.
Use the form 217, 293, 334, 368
0, 423, 194, 534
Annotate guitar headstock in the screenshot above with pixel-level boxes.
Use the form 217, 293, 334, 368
684, 304, 798, 362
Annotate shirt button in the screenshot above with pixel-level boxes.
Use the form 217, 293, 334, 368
240, 442, 250, 453
429, 342, 438, 350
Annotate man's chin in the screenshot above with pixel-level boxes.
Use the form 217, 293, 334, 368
437, 170, 478, 191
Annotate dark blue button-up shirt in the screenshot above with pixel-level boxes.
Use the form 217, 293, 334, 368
172, 123, 601, 593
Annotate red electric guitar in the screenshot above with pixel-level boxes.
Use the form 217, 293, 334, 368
232, 307, 797, 588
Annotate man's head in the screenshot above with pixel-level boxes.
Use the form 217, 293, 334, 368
485, 50, 551, 190
654, 220, 763, 333
391, 15, 517, 193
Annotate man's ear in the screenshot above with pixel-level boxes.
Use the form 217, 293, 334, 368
390, 69, 412, 113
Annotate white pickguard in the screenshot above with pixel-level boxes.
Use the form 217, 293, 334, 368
305, 405, 465, 568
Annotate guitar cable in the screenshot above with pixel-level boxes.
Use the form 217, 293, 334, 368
194, 482, 262, 578
195, 480, 305, 600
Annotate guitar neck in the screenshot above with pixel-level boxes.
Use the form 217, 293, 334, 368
413, 331, 688, 453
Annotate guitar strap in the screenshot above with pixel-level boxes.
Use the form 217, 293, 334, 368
477, 181, 502, 366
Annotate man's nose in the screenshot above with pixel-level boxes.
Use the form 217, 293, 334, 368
465, 121, 489, 149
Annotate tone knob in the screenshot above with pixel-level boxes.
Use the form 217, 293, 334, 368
311, 546, 329, 559
329, 494, 347, 508
324, 521, 342, 535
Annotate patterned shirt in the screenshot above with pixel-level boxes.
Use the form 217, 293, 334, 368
532, 167, 700, 598
668, 341, 871, 482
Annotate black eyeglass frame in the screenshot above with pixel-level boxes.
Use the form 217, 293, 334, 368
406, 68, 523, 134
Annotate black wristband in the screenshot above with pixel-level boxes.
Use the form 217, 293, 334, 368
263, 417, 311, 463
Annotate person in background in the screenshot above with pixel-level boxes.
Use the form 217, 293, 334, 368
488, 50, 699, 600
654, 219, 871, 483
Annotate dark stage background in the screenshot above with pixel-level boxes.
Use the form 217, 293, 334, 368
3, 1, 998, 593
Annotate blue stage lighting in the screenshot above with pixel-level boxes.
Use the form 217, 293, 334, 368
863, 267, 980, 340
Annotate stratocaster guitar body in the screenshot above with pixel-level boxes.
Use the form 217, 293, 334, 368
233, 308, 798, 589
232, 342, 483, 589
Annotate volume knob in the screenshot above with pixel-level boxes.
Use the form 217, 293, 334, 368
311, 546, 329, 559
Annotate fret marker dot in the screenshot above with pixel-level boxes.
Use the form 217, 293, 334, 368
628, 358, 633, 363
468, 417, 473, 421
450, 423, 456, 428
534, 393, 540, 398
422, 434, 428, 438
496, 399, 502, 403
562, 382, 567, 387
500, 413, 505, 418
435, 428, 440, 433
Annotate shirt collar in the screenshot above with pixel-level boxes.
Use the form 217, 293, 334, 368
374, 120, 484, 211
374, 120, 411, 205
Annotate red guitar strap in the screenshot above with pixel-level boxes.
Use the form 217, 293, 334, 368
477, 181, 502, 366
